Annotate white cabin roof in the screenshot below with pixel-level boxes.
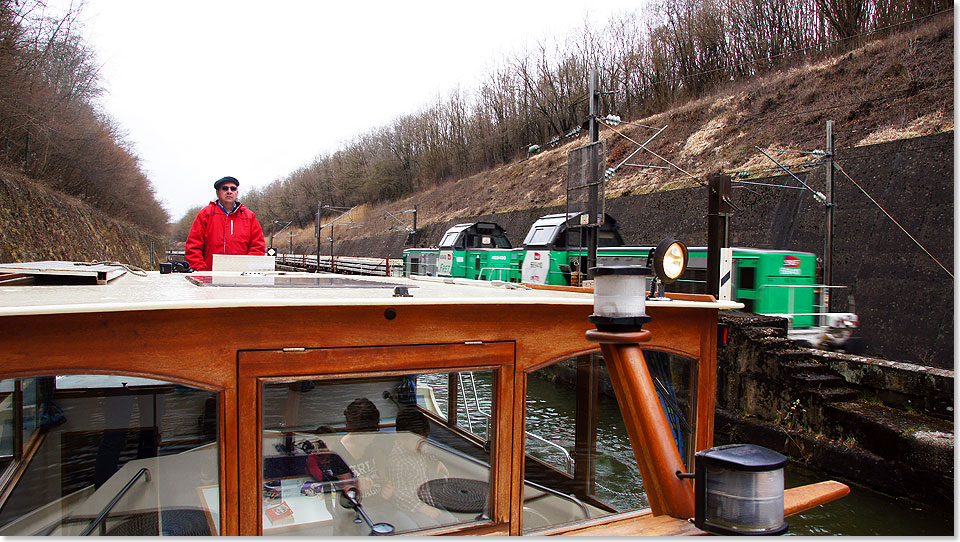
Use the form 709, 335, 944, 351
0, 266, 741, 317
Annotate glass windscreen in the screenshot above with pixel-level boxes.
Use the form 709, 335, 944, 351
260, 371, 495, 535
523, 226, 559, 247
438, 231, 461, 248
0, 375, 219, 536
522, 351, 694, 533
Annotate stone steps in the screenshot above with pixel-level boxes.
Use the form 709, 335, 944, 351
809, 386, 860, 404
782, 357, 861, 403
827, 401, 954, 477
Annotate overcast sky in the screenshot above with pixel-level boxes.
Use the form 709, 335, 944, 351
47, 1, 645, 220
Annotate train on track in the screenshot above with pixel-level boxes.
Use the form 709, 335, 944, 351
401, 213, 862, 353
168, 211, 862, 353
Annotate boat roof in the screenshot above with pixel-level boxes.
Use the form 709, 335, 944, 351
0, 265, 740, 317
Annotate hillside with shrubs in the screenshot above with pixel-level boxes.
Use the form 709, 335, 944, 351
217, 2, 952, 252
0, 0, 168, 233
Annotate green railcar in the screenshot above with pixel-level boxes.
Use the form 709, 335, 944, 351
518, 213, 624, 286
598, 247, 818, 328
409, 221, 520, 281
402, 214, 856, 350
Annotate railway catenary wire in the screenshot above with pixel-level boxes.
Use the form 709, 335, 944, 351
831, 161, 953, 279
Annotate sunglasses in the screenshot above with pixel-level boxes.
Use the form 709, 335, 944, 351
220, 185, 238, 192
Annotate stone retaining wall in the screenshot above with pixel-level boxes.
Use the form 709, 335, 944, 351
716, 312, 954, 504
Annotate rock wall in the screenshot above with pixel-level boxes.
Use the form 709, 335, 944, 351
338, 132, 954, 368
0, 173, 168, 268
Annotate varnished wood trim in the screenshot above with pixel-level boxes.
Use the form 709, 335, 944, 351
491, 361, 515, 532
694, 310, 719, 453
509, 373, 527, 535
239, 342, 513, 378
784, 481, 850, 516
237, 377, 259, 536
524, 347, 600, 374
585, 329, 652, 344
237, 343, 515, 535
221, 386, 239, 536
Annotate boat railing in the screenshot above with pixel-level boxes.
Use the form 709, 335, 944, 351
759, 284, 853, 329
79, 467, 151, 536
457, 372, 575, 474
477, 267, 519, 282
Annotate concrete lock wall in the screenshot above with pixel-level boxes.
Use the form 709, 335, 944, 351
716, 312, 953, 505
338, 132, 954, 369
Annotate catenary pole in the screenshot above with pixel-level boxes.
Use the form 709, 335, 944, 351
316, 201, 322, 272
587, 69, 600, 277
824, 121, 834, 312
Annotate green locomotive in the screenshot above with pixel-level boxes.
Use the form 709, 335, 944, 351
403, 213, 861, 352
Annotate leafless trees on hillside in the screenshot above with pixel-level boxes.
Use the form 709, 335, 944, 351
243, 0, 950, 230
0, 0, 168, 232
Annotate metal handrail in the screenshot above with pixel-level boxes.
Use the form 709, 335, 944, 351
456, 372, 574, 474
477, 267, 519, 282
80, 467, 151, 536
522, 478, 591, 520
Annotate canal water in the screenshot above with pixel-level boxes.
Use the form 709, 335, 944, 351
435, 371, 953, 536
784, 465, 953, 536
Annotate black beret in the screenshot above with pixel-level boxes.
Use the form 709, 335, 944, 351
214, 176, 239, 189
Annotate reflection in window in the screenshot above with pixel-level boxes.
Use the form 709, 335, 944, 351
523, 351, 695, 533
0, 376, 219, 536
261, 371, 495, 535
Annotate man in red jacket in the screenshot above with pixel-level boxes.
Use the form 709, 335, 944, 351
185, 176, 266, 271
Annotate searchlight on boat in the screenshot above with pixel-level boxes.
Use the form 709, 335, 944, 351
647, 238, 689, 300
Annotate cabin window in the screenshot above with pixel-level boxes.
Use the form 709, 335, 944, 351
597, 230, 623, 247
524, 226, 557, 247
438, 231, 460, 248
563, 229, 581, 248
0, 375, 219, 536
522, 352, 695, 533
738, 264, 756, 291
260, 370, 496, 536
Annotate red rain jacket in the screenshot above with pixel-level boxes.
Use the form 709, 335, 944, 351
185, 201, 265, 271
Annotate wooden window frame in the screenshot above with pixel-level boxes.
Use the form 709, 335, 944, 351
237, 342, 516, 536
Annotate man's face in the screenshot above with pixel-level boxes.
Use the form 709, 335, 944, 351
217, 183, 238, 208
